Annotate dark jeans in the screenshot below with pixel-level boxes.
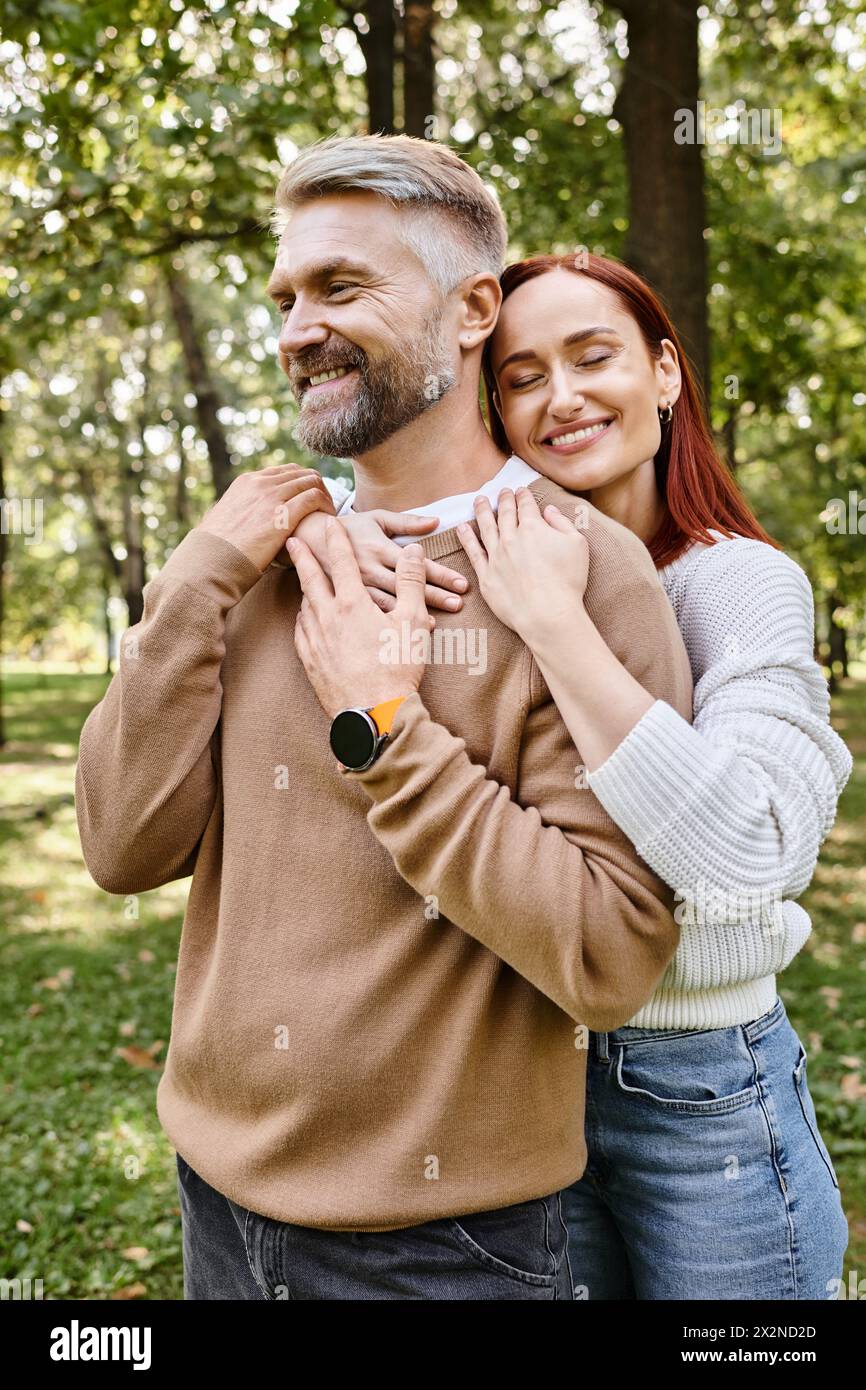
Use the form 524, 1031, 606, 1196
176, 1153, 574, 1300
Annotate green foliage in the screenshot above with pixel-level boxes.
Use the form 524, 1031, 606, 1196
1, 0, 864, 655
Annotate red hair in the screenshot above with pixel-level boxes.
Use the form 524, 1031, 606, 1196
481, 253, 780, 568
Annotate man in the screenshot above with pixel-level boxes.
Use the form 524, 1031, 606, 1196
75, 134, 693, 1301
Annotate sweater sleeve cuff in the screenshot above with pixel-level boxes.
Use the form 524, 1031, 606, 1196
157, 528, 264, 609
348, 692, 463, 799
586, 698, 717, 850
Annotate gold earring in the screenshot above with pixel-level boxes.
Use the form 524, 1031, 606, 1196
659, 401, 674, 424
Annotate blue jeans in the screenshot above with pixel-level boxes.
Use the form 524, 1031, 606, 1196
176, 1155, 574, 1299
562, 995, 849, 1299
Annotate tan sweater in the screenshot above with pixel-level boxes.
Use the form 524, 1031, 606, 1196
75, 473, 693, 1231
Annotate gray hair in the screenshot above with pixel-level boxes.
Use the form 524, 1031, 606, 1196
271, 133, 508, 297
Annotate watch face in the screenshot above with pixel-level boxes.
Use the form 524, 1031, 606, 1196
329, 709, 378, 770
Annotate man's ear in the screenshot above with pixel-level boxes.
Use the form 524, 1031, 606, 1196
459, 272, 502, 351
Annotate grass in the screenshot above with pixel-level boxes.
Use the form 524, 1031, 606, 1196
1, 667, 864, 1300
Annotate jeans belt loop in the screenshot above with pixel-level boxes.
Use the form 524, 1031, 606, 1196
596, 1030, 610, 1062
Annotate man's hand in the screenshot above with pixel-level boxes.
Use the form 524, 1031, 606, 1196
197, 464, 336, 574
289, 519, 435, 719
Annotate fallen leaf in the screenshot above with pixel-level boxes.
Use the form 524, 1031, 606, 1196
121, 1247, 149, 1262
137, 949, 155, 964
16, 1220, 33, 1233
116, 1046, 161, 1071
110, 1283, 147, 1300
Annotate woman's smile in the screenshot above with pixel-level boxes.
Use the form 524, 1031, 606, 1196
539, 417, 615, 456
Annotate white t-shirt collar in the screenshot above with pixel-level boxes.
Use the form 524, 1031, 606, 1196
336, 454, 542, 546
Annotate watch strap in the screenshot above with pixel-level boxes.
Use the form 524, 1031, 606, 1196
368, 695, 407, 737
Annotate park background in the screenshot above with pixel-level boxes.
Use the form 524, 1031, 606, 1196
1, 0, 864, 1300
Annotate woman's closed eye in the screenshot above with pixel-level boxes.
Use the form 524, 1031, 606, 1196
509, 353, 614, 389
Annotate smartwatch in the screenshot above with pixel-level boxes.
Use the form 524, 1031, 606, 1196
329, 695, 408, 772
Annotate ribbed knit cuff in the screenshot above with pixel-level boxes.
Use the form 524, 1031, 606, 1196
587, 699, 718, 852
157, 528, 264, 609
349, 692, 459, 799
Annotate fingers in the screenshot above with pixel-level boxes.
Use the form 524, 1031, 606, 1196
367, 587, 397, 613
424, 583, 464, 612
542, 502, 579, 534
275, 471, 329, 501
496, 487, 517, 539
285, 535, 334, 608
516, 486, 543, 523
424, 559, 469, 595
393, 542, 433, 623
325, 518, 369, 603
375, 510, 440, 537
369, 559, 465, 611
270, 475, 331, 536
364, 566, 399, 598
282, 485, 336, 537
473, 494, 500, 552
259, 463, 313, 477
456, 521, 489, 579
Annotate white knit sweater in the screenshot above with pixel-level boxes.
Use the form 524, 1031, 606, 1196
588, 530, 853, 1028
324, 472, 852, 1031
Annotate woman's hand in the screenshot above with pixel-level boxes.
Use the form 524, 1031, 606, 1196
292, 507, 469, 613
457, 486, 589, 642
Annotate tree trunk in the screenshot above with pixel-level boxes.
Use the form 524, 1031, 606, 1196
827, 593, 848, 689
175, 424, 190, 529
102, 570, 114, 676
403, 1, 435, 138
720, 406, 737, 473
357, 1, 396, 135
0, 408, 6, 748
610, 0, 710, 407
121, 449, 145, 628
164, 265, 234, 498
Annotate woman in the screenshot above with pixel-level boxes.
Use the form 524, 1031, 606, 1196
312, 252, 852, 1300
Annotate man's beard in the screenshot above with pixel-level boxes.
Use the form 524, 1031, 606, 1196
291, 306, 457, 459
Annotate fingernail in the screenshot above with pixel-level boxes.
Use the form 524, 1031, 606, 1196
447, 597, 461, 609
286, 538, 297, 553
454, 577, 468, 590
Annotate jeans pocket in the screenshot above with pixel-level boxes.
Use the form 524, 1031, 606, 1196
793, 1042, 840, 1191
445, 1196, 563, 1288
613, 1030, 759, 1114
